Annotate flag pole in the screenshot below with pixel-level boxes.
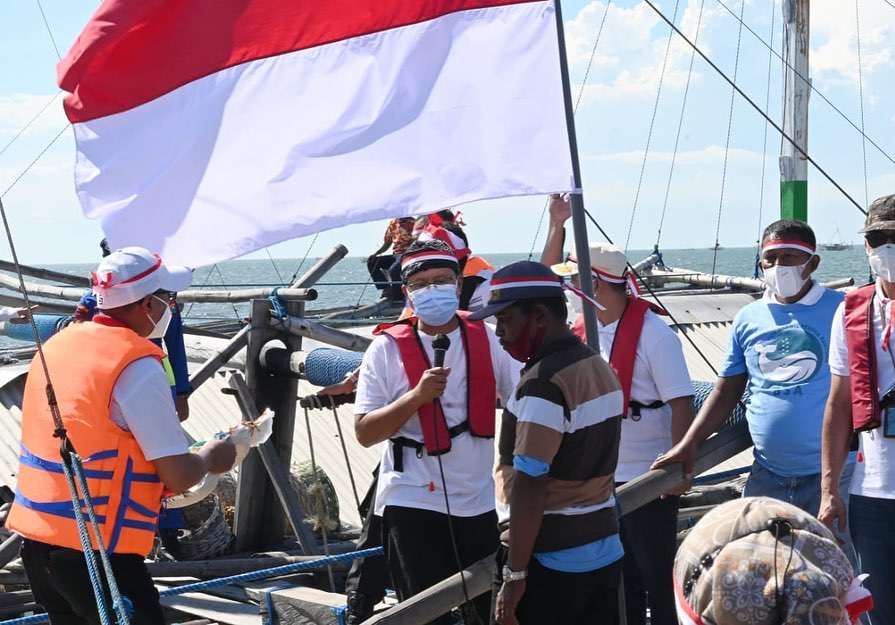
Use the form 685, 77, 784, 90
551, 0, 600, 354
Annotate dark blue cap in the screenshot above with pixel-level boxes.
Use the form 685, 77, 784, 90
468, 261, 563, 320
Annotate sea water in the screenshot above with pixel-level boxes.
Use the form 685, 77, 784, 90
1, 245, 872, 347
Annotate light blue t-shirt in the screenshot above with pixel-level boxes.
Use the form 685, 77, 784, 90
513, 456, 624, 573
718, 286, 844, 477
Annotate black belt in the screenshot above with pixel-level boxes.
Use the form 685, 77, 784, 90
390, 421, 469, 472
628, 400, 665, 421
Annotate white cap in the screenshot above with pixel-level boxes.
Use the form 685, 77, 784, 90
550, 242, 629, 283
92, 246, 192, 309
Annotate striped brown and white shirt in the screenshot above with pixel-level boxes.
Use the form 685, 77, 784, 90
497, 335, 624, 553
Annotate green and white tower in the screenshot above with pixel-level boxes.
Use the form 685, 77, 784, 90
780, 0, 809, 221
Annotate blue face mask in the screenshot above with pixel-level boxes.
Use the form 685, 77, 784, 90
410, 284, 459, 326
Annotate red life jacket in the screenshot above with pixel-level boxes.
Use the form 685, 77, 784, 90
573, 298, 652, 414
844, 284, 881, 431
375, 311, 496, 456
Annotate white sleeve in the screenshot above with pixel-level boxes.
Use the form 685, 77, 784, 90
645, 319, 695, 401
829, 302, 849, 377
467, 280, 491, 313
486, 324, 521, 406
0, 307, 18, 321
354, 336, 401, 415
110, 357, 190, 461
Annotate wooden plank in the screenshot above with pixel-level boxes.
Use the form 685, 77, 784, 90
364, 554, 493, 625
617, 420, 751, 517
233, 300, 304, 553
158, 590, 262, 625
255, 586, 344, 625
228, 371, 319, 555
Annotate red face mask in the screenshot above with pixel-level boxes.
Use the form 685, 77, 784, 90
505, 316, 546, 363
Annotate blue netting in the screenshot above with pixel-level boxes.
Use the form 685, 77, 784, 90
304, 348, 364, 387
2, 314, 68, 343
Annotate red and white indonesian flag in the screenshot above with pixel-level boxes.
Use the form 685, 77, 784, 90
59, 0, 577, 268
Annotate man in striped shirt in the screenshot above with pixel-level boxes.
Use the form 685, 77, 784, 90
469, 261, 625, 625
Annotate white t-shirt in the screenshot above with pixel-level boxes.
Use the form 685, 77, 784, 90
110, 356, 189, 461
597, 310, 694, 482
829, 283, 895, 499
355, 323, 520, 517
0, 306, 21, 321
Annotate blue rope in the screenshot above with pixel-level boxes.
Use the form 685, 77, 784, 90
262, 584, 295, 625
331, 604, 349, 625
0, 548, 384, 625
67, 452, 132, 625
267, 287, 289, 320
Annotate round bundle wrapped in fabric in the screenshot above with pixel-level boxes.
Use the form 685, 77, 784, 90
674, 497, 872, 625
1, 313, 70, 343
303, 348, 364, 387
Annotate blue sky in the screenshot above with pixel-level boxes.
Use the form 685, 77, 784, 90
1, 0, 893, 264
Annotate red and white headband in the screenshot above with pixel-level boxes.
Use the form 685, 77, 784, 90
761, 239, 816, 255
400, 250, 458, 271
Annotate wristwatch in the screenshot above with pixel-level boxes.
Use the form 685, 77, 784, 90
502, 565, 527, 583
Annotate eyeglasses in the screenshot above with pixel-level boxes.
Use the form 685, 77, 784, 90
152, 290, 175, 302
865, 231, 895, 248
406, 277, 457, 293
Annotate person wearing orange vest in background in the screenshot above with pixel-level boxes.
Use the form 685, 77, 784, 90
6, 247, 237, 625
822, 194, 895, 625
541, 195, 694, 625
354, 239, 519, 625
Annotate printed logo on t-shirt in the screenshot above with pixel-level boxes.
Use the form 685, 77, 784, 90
753, 326, 824, 387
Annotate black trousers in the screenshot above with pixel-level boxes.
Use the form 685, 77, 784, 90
619, 494, 679, 625
491, 544, 622, 625
20, 538, 165, 625
345, 467, 389, 598
383, 505, 498, 625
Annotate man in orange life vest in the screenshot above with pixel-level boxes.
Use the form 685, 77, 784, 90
540, 195, 695, 625
821, 194, 895, 625
354, 239, 519, 624
7, 247, 237, 625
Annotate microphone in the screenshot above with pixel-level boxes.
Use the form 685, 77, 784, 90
433, 333, 451, 368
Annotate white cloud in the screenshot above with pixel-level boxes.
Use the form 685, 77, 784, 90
0, 92, 67, 136
811, 3, 894, 90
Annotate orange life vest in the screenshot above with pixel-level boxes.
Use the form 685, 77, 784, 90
574, 298, 653, 415
374, 311, 496, 460
463, 256, 495, 278
7, 318, 167, 556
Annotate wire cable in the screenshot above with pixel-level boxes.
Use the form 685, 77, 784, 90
854, 0, 870, 208
656, 0, 707, 248
33, 0, 62, 59
710, 0, 746, 276
527, 0, 613, 260
0, 92, 62, 162
642, 0, 867, 216
624, 0, 681, 253
753, 3, 777, 278
712, 0, 895, 169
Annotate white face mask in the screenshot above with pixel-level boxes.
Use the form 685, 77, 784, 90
145, 297, 173, 339
763, 259, 812, 299
869, 244, 895, 282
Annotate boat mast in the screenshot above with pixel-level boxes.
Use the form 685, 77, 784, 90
780, 0, 810, 221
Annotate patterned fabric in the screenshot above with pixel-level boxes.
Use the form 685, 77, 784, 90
386, 218, 416, 254
674, 497, 870, 625
498, 336, 623, 553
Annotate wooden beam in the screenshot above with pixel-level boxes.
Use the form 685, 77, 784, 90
188, 325, 250, 392
177, 287, 317, 304
0, 533, 22, 569
227, 371, 319, 555
290, 245, 348, 289
617, 420, 751, 517
279, 316, 372, 352
233, 300, 304, 553
0, 259, 90, 287
364, 554, 493, 625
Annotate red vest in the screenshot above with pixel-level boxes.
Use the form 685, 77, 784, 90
574, 298, 652, 412
844, 284, 881, 431
375, 311, 497, 454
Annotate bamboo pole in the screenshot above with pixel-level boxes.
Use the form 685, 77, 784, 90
291, 245, 349, 289
0, 260, 90, 287
188, 325, 251, 392
278, 316, 373, 352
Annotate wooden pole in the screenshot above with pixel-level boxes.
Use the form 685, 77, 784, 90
226, 371, 319, 555
0, 259, 90, 287
278, 316, 373, 352
233, 300, 303, 552
290, 245, 349, 289
188, 325, 251, 392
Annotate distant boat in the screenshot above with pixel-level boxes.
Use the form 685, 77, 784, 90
821, 228, 852, 251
